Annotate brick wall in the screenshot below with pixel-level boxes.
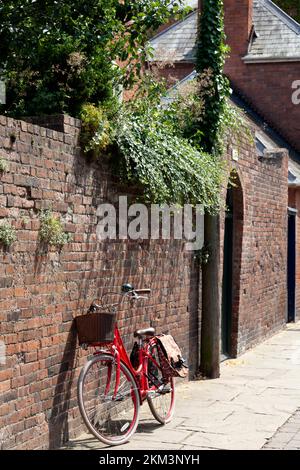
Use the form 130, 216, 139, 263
0, 112, 289, 449
221, 133, 288, 355
0, 115, 200, 449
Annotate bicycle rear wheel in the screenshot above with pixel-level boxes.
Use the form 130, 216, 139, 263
146, 340, 175, 424
77, 353, 140, 446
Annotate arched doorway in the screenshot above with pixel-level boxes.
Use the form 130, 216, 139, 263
221, 172, 244, 359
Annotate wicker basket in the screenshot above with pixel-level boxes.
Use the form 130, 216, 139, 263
75, 311, 116, 346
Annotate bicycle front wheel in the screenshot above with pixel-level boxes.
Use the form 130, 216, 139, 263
146, 341, 175, 424
77, 353, 140, 446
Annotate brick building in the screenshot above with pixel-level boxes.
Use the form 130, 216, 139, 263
223, 0, 300, 327
149, 0, 300, 340
224, 0, 300, 153
0, 107, 288, 449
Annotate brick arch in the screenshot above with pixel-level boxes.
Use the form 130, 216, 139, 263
229, 171, 244, 357
222, 170, 244, 358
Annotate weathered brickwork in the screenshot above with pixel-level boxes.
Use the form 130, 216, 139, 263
0, 115, 200, 449
222, 0, 299, 325
0, 113, 288, 449
221, 130, 288, 356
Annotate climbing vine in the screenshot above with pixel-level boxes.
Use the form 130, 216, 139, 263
76, 1, 240, 212
196, 0, 231, 155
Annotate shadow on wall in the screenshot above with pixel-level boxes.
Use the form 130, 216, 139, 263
15, 143, 200, 448
47, 323, 78, 449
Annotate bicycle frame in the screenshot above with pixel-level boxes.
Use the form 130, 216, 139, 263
94, 323, 162, 404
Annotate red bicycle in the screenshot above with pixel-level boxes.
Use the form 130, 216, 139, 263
77, 284, 175, 446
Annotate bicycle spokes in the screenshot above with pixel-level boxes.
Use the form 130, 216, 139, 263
79, 355, 139, 444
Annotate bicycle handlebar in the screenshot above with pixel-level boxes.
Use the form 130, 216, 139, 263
89, 287, 151, 312
134, 289, 151, 295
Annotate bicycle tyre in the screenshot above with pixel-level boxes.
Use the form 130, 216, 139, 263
77, 353, 140, 446
146, 339, 175, 424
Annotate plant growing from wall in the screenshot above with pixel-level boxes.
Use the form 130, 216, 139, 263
0, 157, 8, 173
0, 221, 16, 247
80, 101, 117, 157
39, 210, 71, 247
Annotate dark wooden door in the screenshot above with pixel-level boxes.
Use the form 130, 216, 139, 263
221, 191, 233, 357
288, 212, 296, 323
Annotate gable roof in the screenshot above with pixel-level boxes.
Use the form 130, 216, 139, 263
149, 0, 300, 63
244, 0, 300, 62
164, 69, 300, 184
149, 10, 197, 63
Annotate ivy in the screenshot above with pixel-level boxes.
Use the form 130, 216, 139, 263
196, 0, 231, 155
115, 112, 224, 211
81, 84, 226, 213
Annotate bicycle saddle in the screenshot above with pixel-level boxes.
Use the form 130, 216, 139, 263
134, 327, 155, 338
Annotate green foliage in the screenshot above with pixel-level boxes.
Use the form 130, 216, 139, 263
0, 0, 186, 118
195, 245, 211, 265
196, 0, 231, 155
115, 112, 224, 211
163, 71, 249, 154
0, 221, 16, 247
221, 100, 254, 148
39, 210, 71, 247
80, 103, 112, 156
165, 70, 216, 149
82, 79, 226, 212
0, 157, 8, 172
274, 1, 300, 23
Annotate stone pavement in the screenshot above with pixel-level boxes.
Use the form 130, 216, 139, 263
64, 322, 300, 451
263, 408, 300, 450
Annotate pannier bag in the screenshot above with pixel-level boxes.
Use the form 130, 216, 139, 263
155, 334, 188, 379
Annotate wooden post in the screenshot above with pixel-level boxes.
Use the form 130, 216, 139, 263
197, 0, 222, 379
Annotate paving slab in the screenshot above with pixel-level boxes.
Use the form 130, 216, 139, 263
63, 322, 300, 451
263, 408, 300, 450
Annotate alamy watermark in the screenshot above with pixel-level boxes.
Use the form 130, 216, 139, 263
292, 80, 300, 105
0, 80, 6, 105
96, 196, 204, 251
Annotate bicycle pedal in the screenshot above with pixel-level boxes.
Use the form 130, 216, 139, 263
158, 384, 171, 394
